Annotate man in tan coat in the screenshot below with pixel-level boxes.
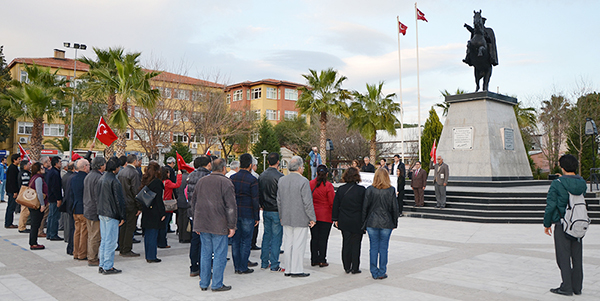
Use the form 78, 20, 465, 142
430, 156, 449, 208
410, 161, 427, 207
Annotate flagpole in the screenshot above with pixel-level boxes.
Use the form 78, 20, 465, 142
93, 117, 102, 141
397, 16, 405, 163
415, 2, 422, 163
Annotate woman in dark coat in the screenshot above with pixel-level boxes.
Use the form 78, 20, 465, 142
29, 162, 48, 250
332, 167, 366, 274
140, 161, 166, 263
362, 168, 399, 280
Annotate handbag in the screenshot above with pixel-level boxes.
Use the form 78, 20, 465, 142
164, 199, 178, 212
16, 185, 41, 210
136, 186, 156, 208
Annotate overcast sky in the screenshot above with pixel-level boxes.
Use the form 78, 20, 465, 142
2, 0, 599, 124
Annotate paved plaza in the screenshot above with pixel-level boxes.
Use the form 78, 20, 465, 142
0, 203, 599, 301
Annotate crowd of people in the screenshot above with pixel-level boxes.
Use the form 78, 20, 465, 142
0, 145, 587, 296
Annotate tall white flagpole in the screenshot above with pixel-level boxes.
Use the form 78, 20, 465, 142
397, 16, 405, 163
415, 2, 422, 162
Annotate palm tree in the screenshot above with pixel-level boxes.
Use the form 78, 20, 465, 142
437, 88, 466, 116
297, 68, 349, 162
347, 82, 400, 163
84, 51, 160, 156
0, 64, 70, 161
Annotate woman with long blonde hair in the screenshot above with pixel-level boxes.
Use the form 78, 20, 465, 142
362, 168, 399, 280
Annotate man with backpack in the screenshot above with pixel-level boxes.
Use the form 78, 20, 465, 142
543, 154, 588, 296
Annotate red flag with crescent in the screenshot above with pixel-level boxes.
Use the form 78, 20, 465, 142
18, 143, 31, 161
399, 21, 408, 35
430, 140, 437, 164
95, 116, 118, 146
416, 8, 428, 22
176, 151, 195, 173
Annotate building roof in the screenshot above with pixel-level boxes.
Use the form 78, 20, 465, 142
224, 78, 306, 91
146, 70, 224, 88
8, 57, 90, 72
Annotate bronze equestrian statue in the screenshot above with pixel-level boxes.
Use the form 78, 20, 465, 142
463, 10, 498, 92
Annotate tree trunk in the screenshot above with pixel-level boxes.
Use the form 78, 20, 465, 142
370, 135, 377, 164
319, 111, 327, 164
29, 118, 44, 162
103, 93, 117, 157
114, 98, 129, 157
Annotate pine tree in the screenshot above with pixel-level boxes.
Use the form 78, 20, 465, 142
164, 142, 193, 167
252, 117, 280, 173
420, 107, 443, 172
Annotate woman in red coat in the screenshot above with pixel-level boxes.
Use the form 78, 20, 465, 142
158, 166, 181, 249
309, 165, 335, 267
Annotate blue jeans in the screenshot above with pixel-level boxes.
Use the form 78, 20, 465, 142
158, 220, 168, 248
144, 228, 158, 260
200, 232, 228, 290
231, 217, 254, 272
366, 227, 393, 279
189, 220, 201, 273
0, 180, 5, 202
4, 193, 17, 227
46, 202, 61, 238
99, 216, 119, 270
261, 211, 283, 270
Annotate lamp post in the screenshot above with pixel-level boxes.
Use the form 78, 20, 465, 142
156, 143, 164, 163
64, 42, 86, 160
261, 150, 268, 171
585, 118, 598, 169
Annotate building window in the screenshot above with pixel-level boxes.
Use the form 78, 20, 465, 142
18, 122, 33, 135
251, 132, 259, 144
158, 110, 171, 120
173, 133, 188, 143
284, 110, 298, 120
226, 94, 231, 104
174, 89, 188, 100
192, 90, 204, 101
253, 110, 261, 120
266, 87, 277, 99
125, 131, 131, 140
285, 88, 298, 101
251, 88, 262, 100
233, 90, 243, 102
133, 130, 148, 141
20, 71, 29, 83
173, 110, 188, 122
191, 135, 206, 144
134, 107, 144, 119
158, 87, 171, 98
43, 124, 65, 137
71, 79, 83, 88
266, 109, 277, 120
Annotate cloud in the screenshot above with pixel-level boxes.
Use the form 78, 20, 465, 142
324, 22, 395, 56
262, 50, 346, 73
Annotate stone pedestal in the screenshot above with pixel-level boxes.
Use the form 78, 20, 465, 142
436, 91, 533, 181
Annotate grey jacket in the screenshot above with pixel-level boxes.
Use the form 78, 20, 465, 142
186, 167, 211, 219
192, 172, 237, 235
118, 165, 142, 211
277, 172, 316, 227
83, 169, 103, 221
431, 162, 449, 185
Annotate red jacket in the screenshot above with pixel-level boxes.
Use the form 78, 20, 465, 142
310, 179, 335, 223
163, 174, 182, 201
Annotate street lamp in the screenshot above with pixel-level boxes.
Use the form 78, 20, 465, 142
64, 42, 86, 160
585, 118, 598, 169
156, 143, 164, 163
261, 150, 268, 171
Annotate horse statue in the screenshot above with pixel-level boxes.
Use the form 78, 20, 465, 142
463, 10, 498, 92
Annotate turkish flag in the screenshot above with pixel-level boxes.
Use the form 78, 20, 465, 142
399, 21, 408, 35
18, 143, 31, 161
95, 116, 118, 146
205, 148, 211, 156
416, 8, 428, 22
176, 151, 195, 173
430, 140, 437, 164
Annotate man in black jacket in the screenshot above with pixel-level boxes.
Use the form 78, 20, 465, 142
4, 154, 21, 228
258, 152, 284, 272
62, 162, 76, 253
45, 156, 63, 240
117, 154, 142, 257
97, 157, 126, 275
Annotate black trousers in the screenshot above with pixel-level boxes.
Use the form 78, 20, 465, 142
341, 230, 363, 272
29, 207, 43, 246
66, 213, 74, 255
118, 207, 138, 254
554, 222, 583, 293
252, 223, 259, 247
310, 221, 332, 264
